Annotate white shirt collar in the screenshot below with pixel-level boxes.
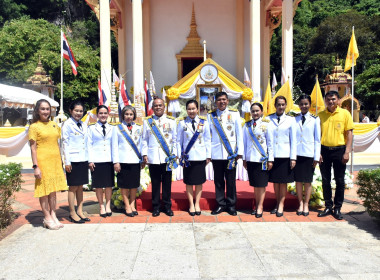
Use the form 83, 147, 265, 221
186, 115, 199, 123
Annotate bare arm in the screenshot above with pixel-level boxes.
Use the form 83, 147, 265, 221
342, 129, 353, 164
30, 140, 41, 179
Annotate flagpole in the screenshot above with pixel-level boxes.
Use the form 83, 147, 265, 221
57, 29, 65, 122
315, 75, 318, 115
350, 26, 355, 174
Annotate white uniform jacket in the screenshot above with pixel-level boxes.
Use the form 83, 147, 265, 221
112, 122, 142, 164
207, 108, 244, 160
61, 117, 88, 165
267, 113, 297, 161
176, 116, 211, 161
87, 121, 113, 163
243, 117, 273, 163
141, 114, 177, 165
295, 112, 321, 161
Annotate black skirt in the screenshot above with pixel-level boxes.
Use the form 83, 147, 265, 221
183, 160, 206, 185
91, 162, 114, 188
117, 163, 140, 189
269, 158, 294, 183
246, 161, 269, 188
294, 156, 315, 183
66, 161, 89, 187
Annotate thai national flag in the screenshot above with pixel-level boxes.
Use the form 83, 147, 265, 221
118, 78, 130, 118
98, 79, 107, 106
62, 31, 78, 76
144, 78, 153, 116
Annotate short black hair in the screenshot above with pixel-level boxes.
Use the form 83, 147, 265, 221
96, 105, 109, 114
215, 92, 228, 101
298, 94, 311, 104
186, 99, 199, 109
250, 102, 263, 111
325, 91, 339, 99
69, 99, 85, 111
275, 95, 287, 105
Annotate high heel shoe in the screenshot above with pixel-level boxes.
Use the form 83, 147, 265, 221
77, 214, 91, 222
188, 210, 195, 216
296, 210, 303, 216
124, 210, 135, 217
100, 213, 107, 218
270, 208, 278, 214
69, 216, 85, 224
106, 212, 112, 217
132, 211, 138, 216
255, 212, 263, 218
43, 219, 60, 230
54, 219, 64, 228
195, 211, 201, 216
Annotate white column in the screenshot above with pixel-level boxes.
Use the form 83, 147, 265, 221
99, 0, 112, 105
132, 0, 144, 117
282, 0, 293, 90
250, 0, 261, 101
261, 1, 271, 92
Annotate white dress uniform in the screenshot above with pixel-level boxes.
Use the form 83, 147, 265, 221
112, 121, 142, 164
243, 117, 273, 188
267, 112, 297, 183
141, 114, 177, 212
112, 121, 142, 189
61, 117, 89, 186
177, 115, 211, 185
294, 112, 321, 183
207, 108, 243, 209
87, 121, 114, 187
141, 114, 177, 164
62, 117, 88, 165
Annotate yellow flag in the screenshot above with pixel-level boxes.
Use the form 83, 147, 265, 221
344, 28, 359, 72
268, 80, 294, 115
263, 79, 271, 116
309, 78, 325, 115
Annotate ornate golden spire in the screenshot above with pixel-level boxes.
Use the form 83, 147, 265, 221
178, 3, 203, 55
187, 3, 200, 40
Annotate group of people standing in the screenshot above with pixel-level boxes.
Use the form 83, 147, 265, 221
29, 90, 353, 230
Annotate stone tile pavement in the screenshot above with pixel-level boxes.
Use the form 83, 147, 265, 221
0, 222, 379, 279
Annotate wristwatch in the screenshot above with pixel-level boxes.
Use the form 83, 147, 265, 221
32, 165, 38, 169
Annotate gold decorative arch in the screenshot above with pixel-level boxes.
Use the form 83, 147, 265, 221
340, 94, 360, 122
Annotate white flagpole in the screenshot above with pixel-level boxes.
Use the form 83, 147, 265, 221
203, 40, 206, 61
58, 29, 65, 122
350, 26, 355, 174
315, 75, 318, 115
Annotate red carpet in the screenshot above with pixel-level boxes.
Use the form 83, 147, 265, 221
136, 180, 299, 211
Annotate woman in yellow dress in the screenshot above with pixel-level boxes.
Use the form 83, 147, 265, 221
28, 99, 68, 230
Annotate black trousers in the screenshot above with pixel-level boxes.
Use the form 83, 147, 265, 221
149, 164, 172, 211
212, 160, 237, 208
320, 146, 346, 209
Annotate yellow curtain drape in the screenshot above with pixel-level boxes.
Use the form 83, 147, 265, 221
176, 71, 200, 95
218, 71, 245, 93
353, 123, 380, 135
0, 127, 27, 138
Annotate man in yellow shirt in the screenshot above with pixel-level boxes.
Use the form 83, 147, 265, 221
318, 91, 353, 220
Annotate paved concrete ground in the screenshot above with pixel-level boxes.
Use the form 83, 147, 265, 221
0, 221, 379, 280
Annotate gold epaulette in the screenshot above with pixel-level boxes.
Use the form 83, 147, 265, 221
295, 113, 301, 117
88, 122, 96, 126
245, 119, 252, 124
262, 117, 270, 123
143, 116, 152, 120
229, 108, 238, 112
310, 113, 317, 118
176, 117, 184, 124
208, 110, 217, 114
286, 112, 295, 117
135, 123, 142, 126
199, 116, 207, 120
166, 115, 175, 120
240, 117, 246, 127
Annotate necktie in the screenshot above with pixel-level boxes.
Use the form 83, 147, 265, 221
127, 123, 132, 134
192, 119, 196, 131
77, 122, 82, 130
253, 121, 256, 128
277, 116, 280, 123
102, 124, 106, 136
302, 115, 306, 125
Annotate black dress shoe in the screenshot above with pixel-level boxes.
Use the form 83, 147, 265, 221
276, 211, 283, 217
152, 210, 160, 217
69, 216, 85, 224
270, 208, 278, 214
165, 209, 174, 216
77, 214, 91, 222
296, 210, 303, 216
303, 211, 309, 217
106, 212, 112, 217
317, 208, 333, 217
132, 211, 138, 216
227, 207, 237, 216
211, 206, 225, 215
251, 209, 257, 215
124, 210, 135, 217
100, 213, 107, 218
188, 210, 195, 216
195, 211, 201, 216
333, 208, 343, 220
255, 212, 263, 218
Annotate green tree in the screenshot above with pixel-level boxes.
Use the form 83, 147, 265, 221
0, 17, 100, 111
356, 62, 380, 109
0, 0, 26, 26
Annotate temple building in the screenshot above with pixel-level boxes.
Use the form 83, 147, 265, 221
85, 0, 302, 116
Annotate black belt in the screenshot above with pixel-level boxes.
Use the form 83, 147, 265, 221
321, 145, 345, 150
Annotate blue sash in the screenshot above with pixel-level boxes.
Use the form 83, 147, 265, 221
118, 124, 142, 163
246, 121, 268, 170
180, 118, 205, 167
147, 118, 178, 171
211, 111, 238, 169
